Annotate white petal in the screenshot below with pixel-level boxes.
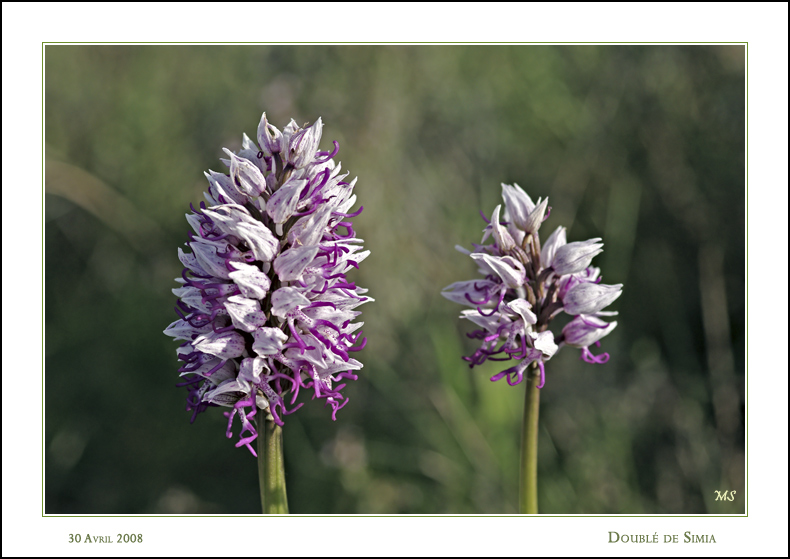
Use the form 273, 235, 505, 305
224, 295, 266, 332
204, 378, 251, 406
287, 117, 323, 169
163, 318, 212, 341
205, 360, 237, 384
491, 205, 515, 251
201, 204, 253, 231
460, 309, 509, 334
193, 331, 246, 359
523, 198, 548, 234
266, 177, 306, 224
563, 282, 623, 315
185, 212, 204, 235
228, 261, 271, 299
288, 204, 333, 247
562, 315, 617, 347
257, 112, 283, 156
172, 285, 211, 313
238, 357, 269, 384
190, 241, 230, 279
274, 245, 319, 282
224, 149, 266, 197
441, 279, 498, 307
285, 333, 327, 368
531, 330, 558, 358
253, 327, 289, 356
501, 183, 535, 229
302, 305, 359, 325
470, 253, 525, 289
318, 357, 364, 376
178, 247, 209, 276
235, 221, 279, 262
204, 170, 247, 206
540, 226, 566, 268
503, 298, 537, 325
271, 286, 311, 317
553, 239, 603, 276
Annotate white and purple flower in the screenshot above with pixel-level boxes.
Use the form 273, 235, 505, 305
442, 183, 621, 388
165, 113, 371, 455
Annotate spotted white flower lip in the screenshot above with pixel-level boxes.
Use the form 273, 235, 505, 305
165, 113, 372, 456
442, 182, 620, 389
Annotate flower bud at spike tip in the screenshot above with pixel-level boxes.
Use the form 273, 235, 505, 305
522, 198, 549, 234
286, 118, 323, 169
501, 183, 535, 230
257, 112, 282, 156
491, 205, 516, 252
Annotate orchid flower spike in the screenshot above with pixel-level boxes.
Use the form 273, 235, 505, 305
165, 113, 372, 455
442, 182, 620, 388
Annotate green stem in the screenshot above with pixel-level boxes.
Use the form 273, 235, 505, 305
519, 368, 540, 514
257, 412, 289, 514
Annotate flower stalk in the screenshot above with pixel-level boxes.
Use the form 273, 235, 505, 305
442, 182, 623, 514
519, 365, 541, 514
257, 413, 288, 514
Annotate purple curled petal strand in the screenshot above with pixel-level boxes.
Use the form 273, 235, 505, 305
536, 362, 546, 389
314, 140, 340, 163
334, 206, 364, 218
465, 291, 491, 305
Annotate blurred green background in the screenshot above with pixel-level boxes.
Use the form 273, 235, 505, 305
45, 45, 745, 514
